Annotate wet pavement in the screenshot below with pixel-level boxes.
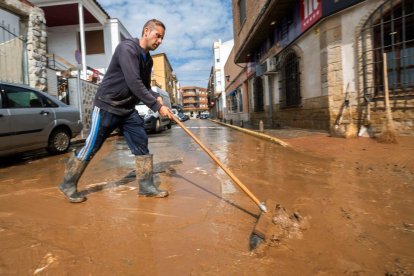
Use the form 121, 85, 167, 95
0, 119, 413, 275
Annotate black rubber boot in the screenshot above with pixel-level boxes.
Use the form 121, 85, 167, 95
58, 153, 88, 203
136, 154, 169, 198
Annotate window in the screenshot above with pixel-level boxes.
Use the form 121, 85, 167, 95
229, 88, 242, 113
280, 50, 301, 107
253, 77, 264, 111
78, 30, 104, 55
239, 0, 246, 25
231, 94, 237, 112
5, 87, 40, 108
3, 85, 58, 108
362, 0, 414, 99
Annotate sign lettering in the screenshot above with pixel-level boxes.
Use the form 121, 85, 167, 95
301, 0, 322, 31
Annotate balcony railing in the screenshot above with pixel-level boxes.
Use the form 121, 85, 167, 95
183, 98, 196, 103
182, 92, 196, 96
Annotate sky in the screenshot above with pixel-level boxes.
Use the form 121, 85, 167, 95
99, 0, 234, 88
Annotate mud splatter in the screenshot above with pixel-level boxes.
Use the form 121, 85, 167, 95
252, 204, 310, 254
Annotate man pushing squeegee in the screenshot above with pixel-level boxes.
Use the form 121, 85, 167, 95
57, 18, 275, 248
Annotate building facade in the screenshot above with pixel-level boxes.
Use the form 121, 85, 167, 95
223, 47, 250, 126
180, 86, 208, 115
151, 53, 179, 104
30, 0, 132, 78
232, 0, 414, 136
212, 39, 234, 119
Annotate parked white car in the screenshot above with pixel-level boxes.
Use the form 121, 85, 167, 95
0, 82, 82, 157
135, 87, 172, 133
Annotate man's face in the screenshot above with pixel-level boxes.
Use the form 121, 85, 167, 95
144, 25, 165, 51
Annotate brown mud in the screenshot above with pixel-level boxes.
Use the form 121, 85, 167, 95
0, 120, 413, 275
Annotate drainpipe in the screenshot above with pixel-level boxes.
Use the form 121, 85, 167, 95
78, 2, 87, 80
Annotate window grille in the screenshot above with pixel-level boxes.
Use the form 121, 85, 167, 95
361, 0, 414, 101
280, 49, 301, 107
229, 88, 243, 113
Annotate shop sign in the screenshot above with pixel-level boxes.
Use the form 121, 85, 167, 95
301, 0, 322, 31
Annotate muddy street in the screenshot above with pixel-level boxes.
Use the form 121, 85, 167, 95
0, 119, 413, 275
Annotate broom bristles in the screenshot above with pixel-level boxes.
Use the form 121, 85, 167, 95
345, 123, 358, 139
377, 125, 398, 144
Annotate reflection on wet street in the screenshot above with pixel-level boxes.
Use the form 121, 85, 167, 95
0, 119, 413, 275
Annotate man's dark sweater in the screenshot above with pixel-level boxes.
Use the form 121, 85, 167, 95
94, 38, 161, 116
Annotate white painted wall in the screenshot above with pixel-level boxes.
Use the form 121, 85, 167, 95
104, 18, 120, 67
271, 74, 279, 103
297, 28, 321, 99
340, 0, 380, 93
47, 21, 128, 71
263, 76, 270, 105
212, 39, 234, 117
47, 25, 107, 80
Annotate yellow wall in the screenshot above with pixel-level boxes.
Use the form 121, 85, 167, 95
151, 53, 177, 102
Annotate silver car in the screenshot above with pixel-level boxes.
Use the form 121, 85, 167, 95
0, 82, 82, 157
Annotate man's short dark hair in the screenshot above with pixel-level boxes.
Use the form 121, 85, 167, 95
142, 19, 166, 36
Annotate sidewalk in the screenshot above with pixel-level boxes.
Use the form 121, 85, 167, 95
72, 121, 414, 172
212, 119, 414, 171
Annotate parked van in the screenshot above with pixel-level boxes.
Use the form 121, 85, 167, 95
135, 87, 172, 133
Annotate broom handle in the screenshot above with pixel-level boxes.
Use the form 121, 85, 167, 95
171, 115, 267, 212
383, 53, 393, 123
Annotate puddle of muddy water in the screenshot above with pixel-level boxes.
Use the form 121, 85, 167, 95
0, 120, 413, 275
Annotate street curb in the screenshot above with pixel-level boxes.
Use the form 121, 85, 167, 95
210, 119, 290, 148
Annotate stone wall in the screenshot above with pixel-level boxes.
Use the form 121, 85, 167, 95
355, 0, 414, 136
274, 96, 330, 130
248, 95, 330, 130
81, 80, 98, 131
319, 17, 347, 134
68, 78, 98, 133
368, 99, 414, 136
27, 7, 47, 91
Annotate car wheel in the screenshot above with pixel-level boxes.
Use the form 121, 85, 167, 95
47, 128, 70, 154
155, 118, 162, 133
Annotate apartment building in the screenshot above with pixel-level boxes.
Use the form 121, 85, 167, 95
151, 53, 179, 104
232, 0, 414, 136
180, 86, 208, 115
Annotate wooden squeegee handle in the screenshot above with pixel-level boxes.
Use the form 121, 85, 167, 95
171, 115, 264, 209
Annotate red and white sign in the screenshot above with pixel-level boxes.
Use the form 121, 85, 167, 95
301, 0, 322, 31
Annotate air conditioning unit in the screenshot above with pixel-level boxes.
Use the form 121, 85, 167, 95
266, 57, 278, 72
255, 63, 266, 77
